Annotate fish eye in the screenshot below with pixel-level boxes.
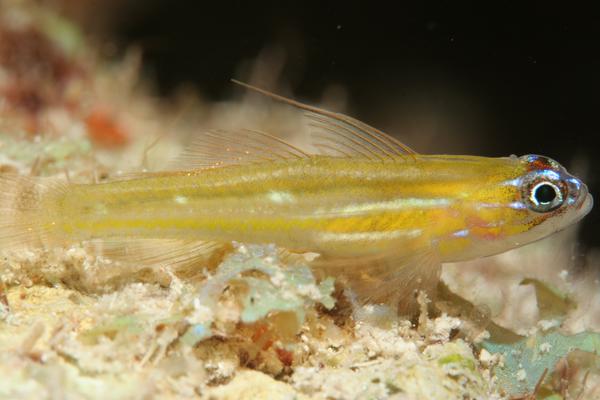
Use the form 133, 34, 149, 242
527, 181, 564, 212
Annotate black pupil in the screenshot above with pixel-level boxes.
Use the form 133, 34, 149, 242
535, 184, 557, 205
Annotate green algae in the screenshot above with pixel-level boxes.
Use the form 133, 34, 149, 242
183, 244, 335, 346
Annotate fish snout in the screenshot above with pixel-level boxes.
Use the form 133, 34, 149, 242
575, 181, 588, 207
572, 179, 593, 217
565, 175, 590, 211
578, 191, 593, 214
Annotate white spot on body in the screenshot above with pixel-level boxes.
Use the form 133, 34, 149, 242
267, 191, 295, 204
174, 195, 188, 205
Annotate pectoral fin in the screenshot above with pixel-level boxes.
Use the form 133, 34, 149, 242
312, 248, 441, 316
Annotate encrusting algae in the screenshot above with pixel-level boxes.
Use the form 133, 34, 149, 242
0, 80, 592, 313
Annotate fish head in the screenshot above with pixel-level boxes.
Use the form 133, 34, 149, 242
510, 154, 592, 242
447, 154, 592, 261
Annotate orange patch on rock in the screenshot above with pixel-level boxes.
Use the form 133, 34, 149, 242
85, 108, 129, 147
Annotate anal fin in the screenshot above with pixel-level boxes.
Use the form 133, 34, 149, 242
97, 238, 225, 273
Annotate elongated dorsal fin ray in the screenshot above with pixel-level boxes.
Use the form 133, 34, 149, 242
307, 113, 390, 161
169, 128, 310, 170
231, 79, 418, 161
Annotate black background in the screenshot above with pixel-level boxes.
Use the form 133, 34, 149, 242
107, 1, 599, 248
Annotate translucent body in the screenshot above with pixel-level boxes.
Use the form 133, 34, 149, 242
44, 154, 590, 263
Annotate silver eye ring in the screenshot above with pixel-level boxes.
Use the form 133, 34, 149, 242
528, 181, 564, 212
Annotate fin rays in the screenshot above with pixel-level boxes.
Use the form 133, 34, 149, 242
100, 238, 221, 268
231, 79, 418, 162
313, 247, 441, 315
170, 80, 417, 169
170, 128, 310, 169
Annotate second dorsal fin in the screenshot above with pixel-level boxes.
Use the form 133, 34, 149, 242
231, 79, 418, 161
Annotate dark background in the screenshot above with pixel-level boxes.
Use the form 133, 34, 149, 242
94, 1, 599, 248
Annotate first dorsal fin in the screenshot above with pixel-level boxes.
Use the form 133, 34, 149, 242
169, 128, 310, 170
231, 79, 418, 161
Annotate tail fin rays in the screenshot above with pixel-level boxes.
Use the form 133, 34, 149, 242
0, 175, 67, 248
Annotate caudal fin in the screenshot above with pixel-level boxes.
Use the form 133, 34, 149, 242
0, 174, 66, 249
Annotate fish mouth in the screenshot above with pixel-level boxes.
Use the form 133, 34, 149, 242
579, 193, 594, 214
565, 183, 593, 226
575, 182, 592, 212
571, 190, 593, 227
